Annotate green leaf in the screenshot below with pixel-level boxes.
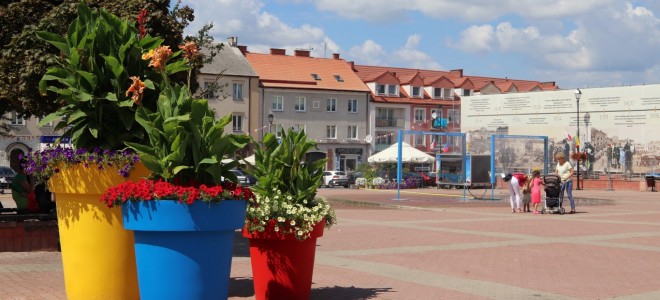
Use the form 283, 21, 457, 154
35, 31, 70, 57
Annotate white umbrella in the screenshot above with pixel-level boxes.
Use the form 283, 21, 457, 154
241, 154, 255, 165
367, 142, 435, 163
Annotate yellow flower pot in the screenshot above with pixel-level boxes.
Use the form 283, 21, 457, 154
49, 162, 149, 300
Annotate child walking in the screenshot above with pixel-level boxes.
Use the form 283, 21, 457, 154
530, 170, 544, 214
522, 176, 532, 212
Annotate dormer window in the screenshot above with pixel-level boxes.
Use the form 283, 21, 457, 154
387, 85, 396, 95
433, 88, 441, 98
462, 89, 471, 96
377, 84, 386, 95
411, 86, 421, 98
334, 75, 344, 82
311, 73, 321, 80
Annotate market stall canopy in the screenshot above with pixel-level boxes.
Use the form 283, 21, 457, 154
367, 142, 436, 163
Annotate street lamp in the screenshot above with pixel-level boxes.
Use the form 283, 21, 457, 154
574, 89, 582, 190
267, 113, 274, 133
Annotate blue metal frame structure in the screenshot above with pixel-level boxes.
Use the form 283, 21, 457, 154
489, 134, 549, 200
396, 130, 467, 201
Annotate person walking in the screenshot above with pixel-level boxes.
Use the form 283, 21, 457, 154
555, 152, 576, 214
530, 170, 544, 214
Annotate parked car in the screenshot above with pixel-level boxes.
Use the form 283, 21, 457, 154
322, 171, 349, 188
0, 166, 16, 193
347, 171, 363, 185
230, 169, 256, 186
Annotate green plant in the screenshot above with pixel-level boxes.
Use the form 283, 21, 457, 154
356, 162, 376, 183
37, 3, 249, 189
244, 129, 336, 240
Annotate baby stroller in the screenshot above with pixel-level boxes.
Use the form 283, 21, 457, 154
541, 174, 565, 215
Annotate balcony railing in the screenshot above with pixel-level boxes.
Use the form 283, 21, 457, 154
374, 143, 391, 152
375, 117, 404, 128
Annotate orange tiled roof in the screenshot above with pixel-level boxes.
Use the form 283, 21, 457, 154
245, 53, 370, 92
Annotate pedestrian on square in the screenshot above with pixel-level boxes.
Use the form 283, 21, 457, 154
502, 172, 528, 213
530, 169, 544, 214
555, 152, 576, 214
522, 176, 532, 212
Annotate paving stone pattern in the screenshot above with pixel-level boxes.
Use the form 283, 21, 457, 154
1, 188, 659, 299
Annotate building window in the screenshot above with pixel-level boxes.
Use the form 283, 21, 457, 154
462, 89, 471, 96
347, 125, 357, 139
326, 98, 337, 112
414, 108, 425, 122
448, 109, 460, 124
376, 84, 386, 95
292, 123, 305, 133
334, 75, 344, 82
295, 96, 306, 112
274, 124, 284, 138
388, 84, 396, 95
232, 83, 243, 100
415, 134, 425, 146
311, 73, 321, 80
10, 112, 25, 126
326, 125, 336, 139
411, 86, 421, 97
232, 115, 243, 132
203, 82, 215, 99
444, 88, 453, 99
433, 88, 441, 99
272, 96, 284, 111
347, 99, 358, 113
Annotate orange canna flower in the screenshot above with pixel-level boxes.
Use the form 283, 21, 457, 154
142, 46, 172, 71
126, 76, 146, 105
179, 41, 199, 61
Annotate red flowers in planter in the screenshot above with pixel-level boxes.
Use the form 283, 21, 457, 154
101, 179, 254, 207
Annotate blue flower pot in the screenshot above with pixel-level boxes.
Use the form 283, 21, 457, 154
122, 199, 247, 300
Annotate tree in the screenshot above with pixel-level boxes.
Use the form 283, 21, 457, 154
0, 0, 194, 124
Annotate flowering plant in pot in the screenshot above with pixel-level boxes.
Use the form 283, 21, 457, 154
34, 4, 250, 299
242, 128, 336, 300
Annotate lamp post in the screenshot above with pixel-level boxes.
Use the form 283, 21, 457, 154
267, 113, 274, 133
574, 89, 582, 190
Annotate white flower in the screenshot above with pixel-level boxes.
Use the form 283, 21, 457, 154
274, 226, 279, 232
290, 220, 296, 226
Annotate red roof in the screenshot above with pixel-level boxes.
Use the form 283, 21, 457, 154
245, 53, 370, 92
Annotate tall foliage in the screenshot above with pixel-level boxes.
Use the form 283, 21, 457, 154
0, 0, 194, 128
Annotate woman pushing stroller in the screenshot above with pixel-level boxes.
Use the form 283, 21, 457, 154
554, 152, 576, 214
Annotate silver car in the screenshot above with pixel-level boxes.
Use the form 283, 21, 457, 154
322, 171, 349, 188
0, 166, 16, 192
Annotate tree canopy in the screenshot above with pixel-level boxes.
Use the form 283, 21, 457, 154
0, 0, 194, 121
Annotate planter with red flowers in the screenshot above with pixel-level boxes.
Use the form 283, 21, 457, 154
243, 129, 336, 300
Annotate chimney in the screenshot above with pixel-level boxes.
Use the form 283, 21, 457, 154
237, 45, 247, 55
332, 53, 340, 60
226, 37, 238, 47
294, 49, 310, 57
270, 48, 286, 55
449, 69, 463, 77
348, 61, 355, 70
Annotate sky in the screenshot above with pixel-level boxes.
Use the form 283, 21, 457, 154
179, 0, 660, 90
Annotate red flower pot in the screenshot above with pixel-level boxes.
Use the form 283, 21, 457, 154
242, 220, 325, 300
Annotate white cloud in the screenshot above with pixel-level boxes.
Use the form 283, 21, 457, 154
181, 0, 335, 54
447, 25, 495, 53
347, 35, 443, 69
348, 40, 386, 65
315, 0, 617, 22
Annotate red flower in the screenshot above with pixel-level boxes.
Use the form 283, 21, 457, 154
100, 179, 250, 207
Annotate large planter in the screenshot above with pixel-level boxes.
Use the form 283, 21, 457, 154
48, 162, 149, 300
122, 199, 247, 300
242, 220, 325, 300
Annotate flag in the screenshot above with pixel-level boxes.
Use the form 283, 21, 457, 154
574, 133, 580, 147
565, 131, 572, 142
430, 139, 437, 150
442, 139, 451, 153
